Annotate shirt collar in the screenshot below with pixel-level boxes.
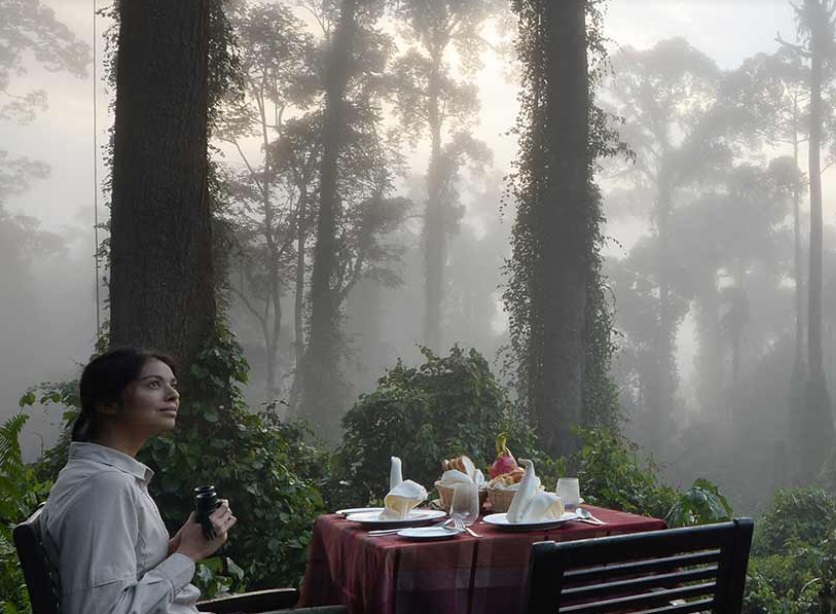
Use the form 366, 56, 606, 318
68, 442, 154, 483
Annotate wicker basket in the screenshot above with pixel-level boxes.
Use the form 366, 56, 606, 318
435, 482, 488, 512
486, 488, 517, 513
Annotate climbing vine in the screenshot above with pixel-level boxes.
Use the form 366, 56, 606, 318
502, 0, 625, 430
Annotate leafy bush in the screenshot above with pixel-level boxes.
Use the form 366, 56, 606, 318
741, 488, 836, 614
574, 427, 679, 520
753, 489, 836, 557
574, 427, 731, 527
0, 414, 52, 614
331, 346, 537, 507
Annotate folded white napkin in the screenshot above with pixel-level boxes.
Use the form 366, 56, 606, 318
390, 456, 403, 490
506, 459, 564, 523
380, 457, 427, 520
438, 456, 486, 489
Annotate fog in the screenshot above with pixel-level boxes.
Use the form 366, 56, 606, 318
3, 0, 835, 514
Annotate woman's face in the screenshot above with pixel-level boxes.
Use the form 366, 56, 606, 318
115, 358, 180, 438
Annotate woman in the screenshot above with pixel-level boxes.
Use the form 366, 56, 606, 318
42, 347, 237, 614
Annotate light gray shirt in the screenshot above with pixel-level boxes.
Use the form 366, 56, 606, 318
42, 442, 202, 614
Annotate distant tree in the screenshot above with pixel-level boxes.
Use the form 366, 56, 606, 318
390, 0, 503, 352
109, 0, 218, 372
0, 0, 88, 288
723, 49, 809, 376
600, 38, 724, 449
217, 1, 317, 399
298, 0, 408, 438
783, 0, 836, 482
0, 0, 89, 123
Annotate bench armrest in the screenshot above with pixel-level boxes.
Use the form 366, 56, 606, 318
196, 587, 299, 613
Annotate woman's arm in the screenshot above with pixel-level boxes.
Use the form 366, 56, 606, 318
52, 471, 198, 614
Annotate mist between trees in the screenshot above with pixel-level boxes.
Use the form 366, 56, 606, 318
2, 0, 836, 521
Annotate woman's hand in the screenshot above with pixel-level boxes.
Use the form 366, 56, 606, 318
175, 500, 237, 563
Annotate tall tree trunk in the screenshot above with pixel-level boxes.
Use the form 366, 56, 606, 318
794, 116, 806, 369
695, 281, 724, 419
539, 0, 590, 458
809, 7, 826, 385
109, 0, 215, 372
423, 51, 445, 353
299, 0, 358, 438
789, 104, 807, 483
651, 175, 676, 448
800, 0, 833, 481
289, 189, 308, 415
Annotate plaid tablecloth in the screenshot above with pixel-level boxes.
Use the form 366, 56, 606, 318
299, 506, 666, 614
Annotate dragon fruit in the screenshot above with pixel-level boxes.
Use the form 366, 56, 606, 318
489, 432, 518, 479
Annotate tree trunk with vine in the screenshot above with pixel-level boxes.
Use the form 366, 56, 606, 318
538, 0, 591, 458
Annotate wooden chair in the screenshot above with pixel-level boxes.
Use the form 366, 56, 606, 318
13, 507, 345, 614
525, 517, 754, 614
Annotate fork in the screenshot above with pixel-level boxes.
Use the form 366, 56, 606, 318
451, 515, 483, 538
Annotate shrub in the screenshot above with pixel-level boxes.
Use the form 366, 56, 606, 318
754, 489, 836, 557
331, 346, 537, 507
574, 427, 678, 520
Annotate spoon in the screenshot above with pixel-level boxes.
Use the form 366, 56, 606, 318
576, 507, 605, 525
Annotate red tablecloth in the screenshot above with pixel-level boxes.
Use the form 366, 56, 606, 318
299, 506, 666, 614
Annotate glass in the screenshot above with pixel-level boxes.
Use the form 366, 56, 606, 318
450, 482, 479, 526
556, 477, 581, 511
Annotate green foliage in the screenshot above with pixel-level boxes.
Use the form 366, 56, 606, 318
332, 346, 537, 507
665, 478, 733, 527
741, 489, 836, 614
753, 489, 836, 557
574, 427, 678, 520
573, 427, 732, 527
0, 414, 52, 614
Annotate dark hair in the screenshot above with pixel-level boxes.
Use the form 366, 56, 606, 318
71, 347, 178, 442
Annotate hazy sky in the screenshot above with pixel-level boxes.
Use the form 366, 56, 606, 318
0, 0, 825, 456
4, 0, 801, 235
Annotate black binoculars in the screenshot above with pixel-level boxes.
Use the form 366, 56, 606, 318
194, 485, 220, 539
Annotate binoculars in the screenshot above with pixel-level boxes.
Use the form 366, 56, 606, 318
194, 485, 220, 539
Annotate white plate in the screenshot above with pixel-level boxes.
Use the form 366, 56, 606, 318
397, 526, 464, 541
335, 507, 385, 516
482, 511, 580, 531
345, 509, 447, 527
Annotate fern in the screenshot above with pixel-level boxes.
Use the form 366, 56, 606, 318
0, 415, 30, 524
0, 413, 47, 614
0, 414, 27, 474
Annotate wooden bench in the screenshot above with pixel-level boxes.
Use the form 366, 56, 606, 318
525, 517, 754, 614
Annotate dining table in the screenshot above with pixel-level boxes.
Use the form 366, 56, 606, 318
298, 505, 667, 614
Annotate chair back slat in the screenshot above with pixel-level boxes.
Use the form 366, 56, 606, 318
564, 566, 720, 601
565, 550, 721, 583
561, 582, 717, 614
12, 506, 61, 614
615, 598, 716, 614
526, 518, 754, 614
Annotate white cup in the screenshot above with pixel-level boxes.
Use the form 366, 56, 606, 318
556, 477, 580, 511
